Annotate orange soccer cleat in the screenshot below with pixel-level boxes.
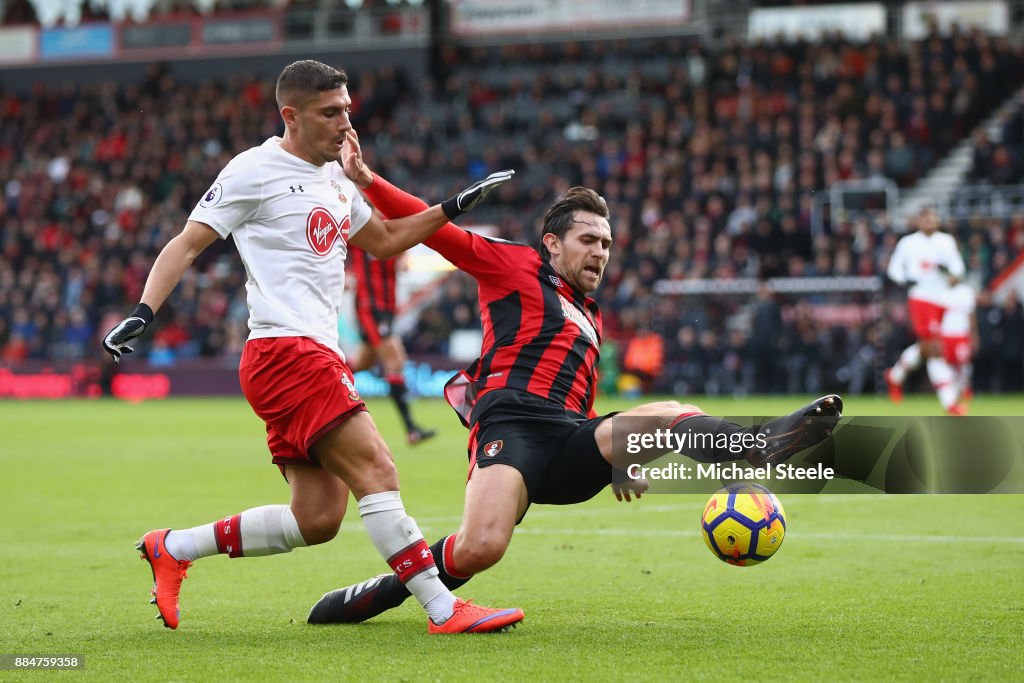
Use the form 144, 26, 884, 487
884, 369, 903, 404
136, 529, 191, 630
947, 403, 969, 416
427, 598, 524, 634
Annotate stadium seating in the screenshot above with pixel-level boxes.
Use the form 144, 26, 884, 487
2, 29, 1023, 394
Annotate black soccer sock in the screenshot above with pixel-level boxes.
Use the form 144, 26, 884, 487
386, 374, 417, 432
431, 534, 473, 590
670, 414, 748, 463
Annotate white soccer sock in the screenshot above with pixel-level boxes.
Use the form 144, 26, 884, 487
163, 505, 307, 562
959, 363, 973, 395
889, 344, 921, 384
165, 526, 217, 562
358, 491, 456, 623
238, 505, 308, 557
926, 357, 958, 410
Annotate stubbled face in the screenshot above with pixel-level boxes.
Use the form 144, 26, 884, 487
545, 211, 613, 294
283, 86, 352, 165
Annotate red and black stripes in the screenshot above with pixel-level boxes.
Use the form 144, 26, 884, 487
349, 245, 396, 314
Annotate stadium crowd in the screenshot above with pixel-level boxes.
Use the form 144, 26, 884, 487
2, 30, 1024, 394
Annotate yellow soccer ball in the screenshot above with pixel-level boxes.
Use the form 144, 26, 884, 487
701, 482, 787, 566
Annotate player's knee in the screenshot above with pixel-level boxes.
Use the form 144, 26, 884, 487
351, 446, 400, 496
661, 400, 702, 416
455, 534, 508, 574
367, 449, 399, 483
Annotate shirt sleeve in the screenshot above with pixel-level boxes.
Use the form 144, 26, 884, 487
189, 152, 262, 238
347, 182, 372, 240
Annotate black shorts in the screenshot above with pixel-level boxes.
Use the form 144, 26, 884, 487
469, 389, 614, 506
355, 307, 394, 347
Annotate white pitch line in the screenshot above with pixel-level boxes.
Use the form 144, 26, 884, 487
510, 527, 1024, 544
410, 495, 898, 526
337, 521, 1023, 544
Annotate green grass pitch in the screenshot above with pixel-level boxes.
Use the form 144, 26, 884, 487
2, 394, 1023, 681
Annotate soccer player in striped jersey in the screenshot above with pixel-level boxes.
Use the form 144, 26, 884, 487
306, 132, 842, 624
347, 245, 436, 445
101, 60, 520, 634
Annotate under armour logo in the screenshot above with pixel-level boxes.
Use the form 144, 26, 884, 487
290, 185, 304, 193
421, 548, 431, 559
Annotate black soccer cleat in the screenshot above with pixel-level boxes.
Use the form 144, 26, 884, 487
745, 394, 843, 468
307, 574, 409, 624
407, 427, 438, 446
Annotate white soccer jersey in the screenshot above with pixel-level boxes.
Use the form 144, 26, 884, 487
940, 283, 976, 337
189, 137, 371, 354
886, 230, 965, 305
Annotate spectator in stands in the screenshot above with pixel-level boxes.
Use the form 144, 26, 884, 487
621, 323, 664, 395
3, 30, 1024, 400
998, 291, 1024, 392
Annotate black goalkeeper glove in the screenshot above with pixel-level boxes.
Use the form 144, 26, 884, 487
102, 303, 154, 364
441, 169, 515, 220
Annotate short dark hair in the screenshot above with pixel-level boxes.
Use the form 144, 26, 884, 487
538, 187, 609, 263
275, 60, 348, 109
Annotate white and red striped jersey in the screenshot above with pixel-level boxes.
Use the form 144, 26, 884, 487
886, 230, 965, 306
189, 137, 371, 354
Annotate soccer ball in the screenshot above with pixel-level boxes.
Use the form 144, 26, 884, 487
701, 482, 787, 566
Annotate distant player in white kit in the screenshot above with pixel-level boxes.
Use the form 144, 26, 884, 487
101, 60, 522, 633
939, 282, 978, 414
885, 206, 966, 413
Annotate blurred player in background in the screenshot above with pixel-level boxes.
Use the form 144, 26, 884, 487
347, 245, 436, 445
102, 60, 521, 634
939, 282, 979, 414
885, 206, 966, 414
305, 134, 842, 625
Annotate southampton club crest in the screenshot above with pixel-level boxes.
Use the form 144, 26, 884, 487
340, 371, 360, 402
329, 178, 348, 204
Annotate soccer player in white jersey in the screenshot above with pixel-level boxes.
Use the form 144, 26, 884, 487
884, 206, 966, 413
101, 60, 522, 634
939, 282, 978, 415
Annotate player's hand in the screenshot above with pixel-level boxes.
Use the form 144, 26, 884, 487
341, 129, 373, 188
612, 477, 649, 503
102, 304, 154, 364
441, 170, 515, 220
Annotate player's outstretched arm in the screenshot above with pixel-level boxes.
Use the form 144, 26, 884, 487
343, 129, 512, 258
102, 220, 219, 364
349, 171, 513, 259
